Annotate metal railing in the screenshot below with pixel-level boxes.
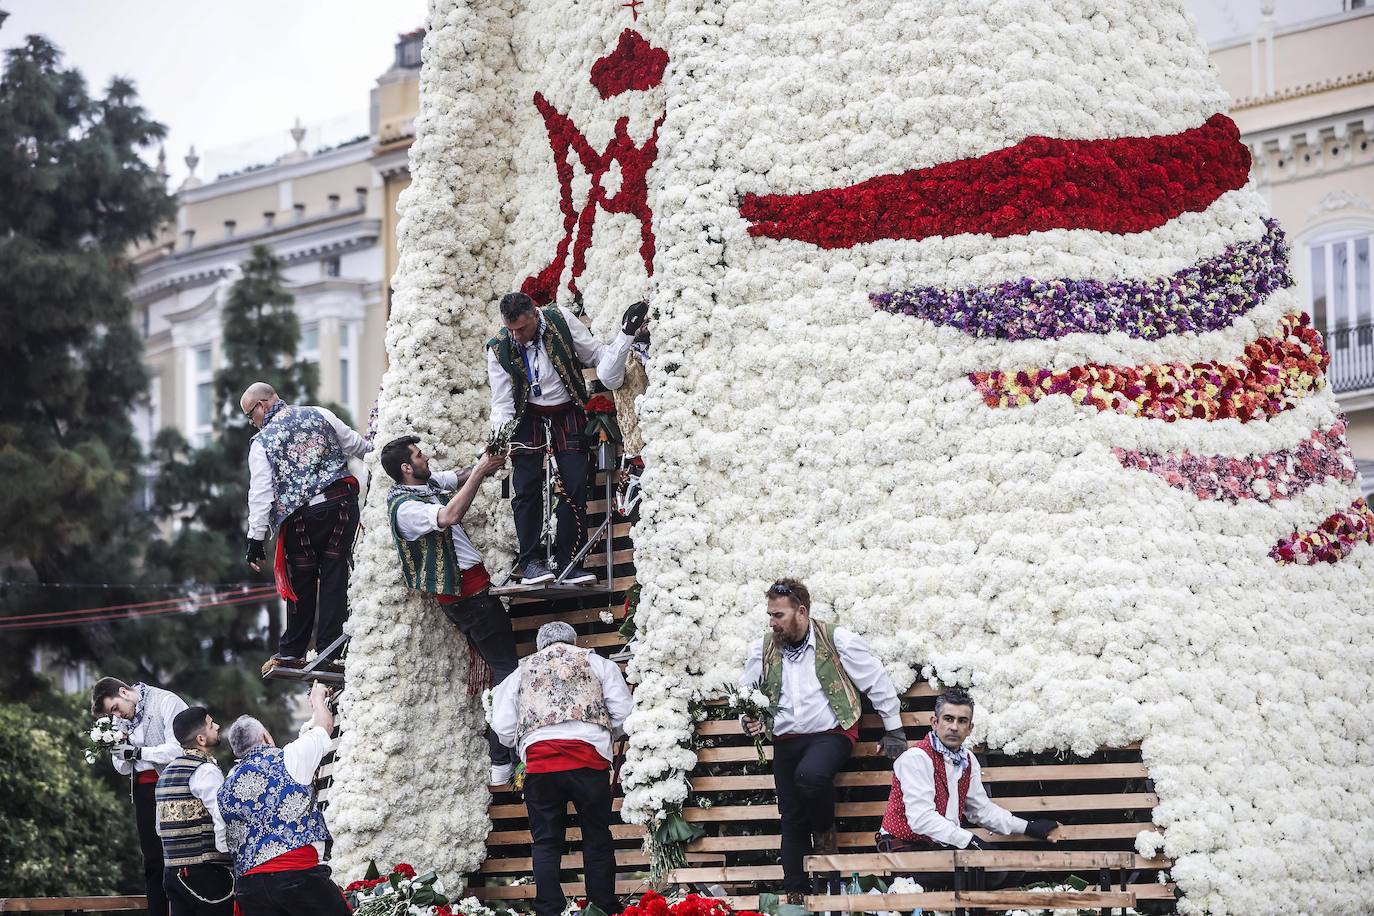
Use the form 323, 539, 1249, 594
1326, 322, 1374, 393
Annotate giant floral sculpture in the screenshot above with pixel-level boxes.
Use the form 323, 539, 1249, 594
330, 1, 1374, 913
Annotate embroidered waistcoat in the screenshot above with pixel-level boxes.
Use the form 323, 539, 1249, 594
155, 750, 229, 867
760, 620, 861, 738
387, 485, 462, 597
515, 642, 611, 746
254, 404, 348, 531
132, 684, 174, 769
487, 307, 590, 424
217, 745, 331, 875
880, 733, 973, 843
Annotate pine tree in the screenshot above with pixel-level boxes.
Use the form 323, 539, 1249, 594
0, 17, 176, 687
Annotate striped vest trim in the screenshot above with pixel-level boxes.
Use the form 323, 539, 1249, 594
387, 488, 461, 596
155, 750, 229, 867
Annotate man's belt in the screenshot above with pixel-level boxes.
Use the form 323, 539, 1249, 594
527, 400, 579, 416
306, 476, 360, 507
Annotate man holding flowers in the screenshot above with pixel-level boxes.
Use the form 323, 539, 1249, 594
738, 579, 907, 902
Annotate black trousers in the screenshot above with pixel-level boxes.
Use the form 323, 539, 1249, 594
511, 410, 589, 571
233, 865, 350, 916
773, 732, 854, 893
280, 494, 360, 658
133, 778, 170, 916
524, 767, 617, 916
440, 589, 518, 765
163, 864, 234, 916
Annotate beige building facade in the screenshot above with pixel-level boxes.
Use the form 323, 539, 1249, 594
1204, 4, 1374, 475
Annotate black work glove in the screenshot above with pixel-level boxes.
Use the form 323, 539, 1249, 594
1024, 818, 1059, 841
245, 538, 266, 565
113, 743, 140, 761
620, 300, 649, 336
965, 834, 992, 851
878, 729, 908, 760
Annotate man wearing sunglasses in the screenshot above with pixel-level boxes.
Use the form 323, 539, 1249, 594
240, 382, 373, 675
739, 578, 907, 903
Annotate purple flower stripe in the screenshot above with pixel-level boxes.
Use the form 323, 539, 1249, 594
1112, 421, 1354, 504
871, 218, 1291, 341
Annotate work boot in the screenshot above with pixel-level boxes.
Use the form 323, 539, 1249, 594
520, 559, 555, 585
261, 655, 303, 676
561, 565, 597, 585
812, 825, 839, 856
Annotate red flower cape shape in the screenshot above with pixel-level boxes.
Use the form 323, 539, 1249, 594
590, 29, 668, 100
1270, 498, 1374, 565
969, 312, 1328, 423
739, 114, 1250, 248
1113, 422, 1354, 502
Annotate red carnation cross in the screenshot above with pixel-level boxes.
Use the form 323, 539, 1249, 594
522, 30, 668, 305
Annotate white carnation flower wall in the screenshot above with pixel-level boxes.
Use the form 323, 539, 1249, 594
333, 0, 1374, 912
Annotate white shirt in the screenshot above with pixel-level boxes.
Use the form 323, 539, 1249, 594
486, 307, 636, 430
490, 645, 634, 763
391, 470, 484, 569
155, 758, 229, 853
246, 405, 374, 539
276, 726, 333, 860
740, 624, 904, 736
884, 744, 1028, 848
112, 686, 188, 775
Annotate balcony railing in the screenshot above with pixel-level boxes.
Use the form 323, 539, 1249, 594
1326, 322, 1374, 394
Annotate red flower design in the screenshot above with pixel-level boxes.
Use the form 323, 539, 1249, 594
1270, 498, 1374, 565
392, 863, 417, 879
586, 394, 617, 414
590, 30, 668, 100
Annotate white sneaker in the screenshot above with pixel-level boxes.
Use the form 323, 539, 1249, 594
490, 762, 515, 786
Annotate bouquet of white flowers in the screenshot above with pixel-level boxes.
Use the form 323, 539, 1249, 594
83, 716, 124, 765
724, 679, 774, 766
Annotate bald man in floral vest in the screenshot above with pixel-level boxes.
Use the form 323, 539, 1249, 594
739, 578, 907, 903
876, 687, 1059, 879
486, 293, 645, 585
241, 382, 373, 674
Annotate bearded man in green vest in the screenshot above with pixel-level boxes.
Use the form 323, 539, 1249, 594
486, 292, 646, 585
739, 578, 909, 902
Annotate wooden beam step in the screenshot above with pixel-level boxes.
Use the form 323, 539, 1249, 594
508, 575, 636, 605
685, 822, 1155, 852
0, 899, 151, 913
586, 548, 635, 569
468, 881, 649, 901
689, 762, 1148, 791
486, 824, 645, 845
509, 604, 629, 632
481, 851, 722, 873
681, 794, 1158, 822
804, 851, 1156, 872
516, 631, 626, 656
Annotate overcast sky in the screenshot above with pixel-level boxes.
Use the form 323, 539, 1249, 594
0, 0, 427, 183
0, 1, 1352, 186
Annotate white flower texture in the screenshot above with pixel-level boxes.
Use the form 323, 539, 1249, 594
331, 0, 1374, 912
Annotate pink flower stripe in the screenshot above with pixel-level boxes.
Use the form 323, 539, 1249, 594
1113, 422, 1354, 502
1269, 498, 1374, 565
968, 312, 1328, 423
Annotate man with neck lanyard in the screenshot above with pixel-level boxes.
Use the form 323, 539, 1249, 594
486, 293, 646, 585
378, 434, 521, 785
155, 707, 233, 916
92, 676, 190, 916
739, 578, 908, 903
875, 687, 1060, 888
240, 381, 373, 675
218, 683, 346, 916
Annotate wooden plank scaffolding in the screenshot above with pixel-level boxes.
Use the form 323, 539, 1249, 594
468, 474, 1181, 914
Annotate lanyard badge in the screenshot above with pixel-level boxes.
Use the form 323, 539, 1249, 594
521, 340, 542, 398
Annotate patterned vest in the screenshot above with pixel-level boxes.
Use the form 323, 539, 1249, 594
132, 684, 175, 771
880, 733, 973, 843
387, 484, 462, 596
760, 620, 862, 738
254, 403, 348, 531
515, 642, 612, 746
217, 745, 331, 876
486, 307, 591, 424
155, 750, 230, 867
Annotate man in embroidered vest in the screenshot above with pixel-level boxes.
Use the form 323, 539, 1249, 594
486, 292, 645, 585
491, 622, 633, 916
240, 381, 373, 675
156, 707, 233, 916
380, 434, 520, 785
93, 676, 190, 916
875, 688, 1059, 888
218, 682, 345, 916
739, 578, 908, 902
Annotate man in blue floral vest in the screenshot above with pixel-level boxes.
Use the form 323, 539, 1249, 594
218, 682, 345, 916
240, 382, 373, 674
486, 293, 644, 585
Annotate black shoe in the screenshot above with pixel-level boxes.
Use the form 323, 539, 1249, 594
520, 560, 555, 585
561, 565, 596, 585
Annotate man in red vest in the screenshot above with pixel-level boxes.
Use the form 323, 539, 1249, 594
876, 688, 1059, 877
